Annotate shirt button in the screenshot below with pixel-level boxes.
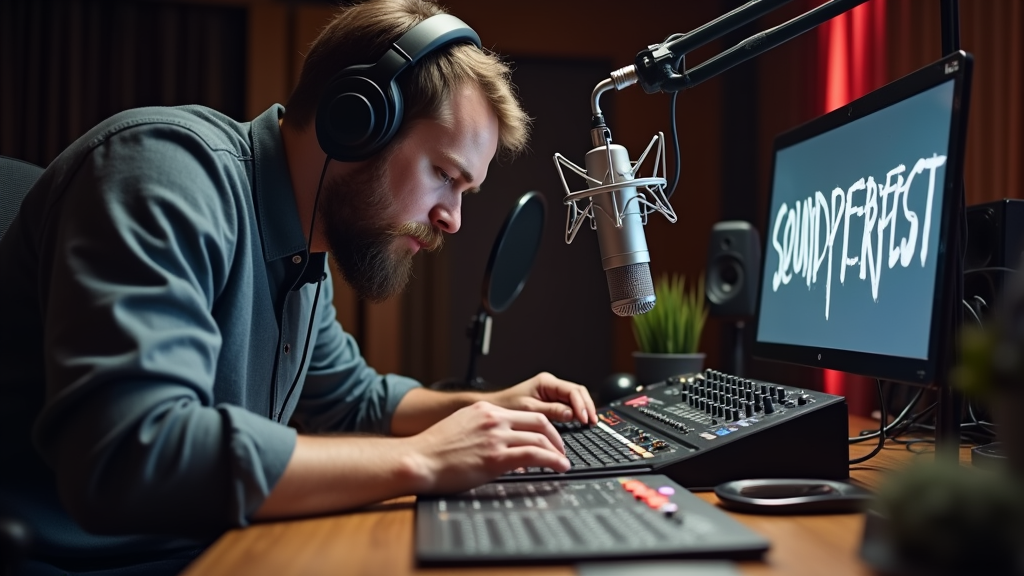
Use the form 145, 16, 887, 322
292, 254, 303, 264
283, 344, 291, 354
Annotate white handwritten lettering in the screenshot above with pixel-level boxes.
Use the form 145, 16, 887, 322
770, 155, 947, 319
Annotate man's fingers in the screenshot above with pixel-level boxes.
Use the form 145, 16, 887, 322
534, 373, 598, 425
567, 388, 591, 425
499, 446, 571, 474
501, 408, 565, 453
584, 388, 598, 425
503, 430, 563, 456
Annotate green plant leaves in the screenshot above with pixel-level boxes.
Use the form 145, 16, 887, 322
631, 273, 707, 354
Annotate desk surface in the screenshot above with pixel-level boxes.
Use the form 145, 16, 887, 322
182, 415, 971, 576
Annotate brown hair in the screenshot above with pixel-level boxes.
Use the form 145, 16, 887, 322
284, 0, 529, 158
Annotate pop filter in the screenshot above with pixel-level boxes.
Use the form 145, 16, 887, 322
483, 191, 547, 314
433, 191, 547, 390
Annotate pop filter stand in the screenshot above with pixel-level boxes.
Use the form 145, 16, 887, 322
433, 191, 547, 391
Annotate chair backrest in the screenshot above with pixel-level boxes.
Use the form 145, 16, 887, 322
0, 155, 44, 242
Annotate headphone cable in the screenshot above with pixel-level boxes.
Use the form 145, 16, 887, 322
275, 156, 331, 422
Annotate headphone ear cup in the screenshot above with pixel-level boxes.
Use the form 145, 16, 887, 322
315, 73, 398, 162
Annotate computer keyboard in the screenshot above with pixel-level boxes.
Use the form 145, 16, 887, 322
502, 420, 662, 478
560, 422, 641, 467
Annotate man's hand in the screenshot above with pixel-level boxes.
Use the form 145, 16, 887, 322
486, 372, 598, 426
406, 401, 571, 494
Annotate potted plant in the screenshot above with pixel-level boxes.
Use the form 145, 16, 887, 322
631, 273, 708, 385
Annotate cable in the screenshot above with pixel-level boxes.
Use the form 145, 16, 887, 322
963, 299, 983, 328
274, 156, 331, 422
967, 401, 998, 436
848, 379, 887, 465
849, 386, 925, 443
965, 266, 1019, 275
666, 91, 681, 200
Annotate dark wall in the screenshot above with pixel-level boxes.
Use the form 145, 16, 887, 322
0, 0, 246, 168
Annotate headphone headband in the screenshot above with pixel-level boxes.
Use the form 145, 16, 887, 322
315, 14, 482, 162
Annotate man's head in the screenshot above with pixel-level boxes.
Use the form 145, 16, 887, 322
283, 0, 530, 302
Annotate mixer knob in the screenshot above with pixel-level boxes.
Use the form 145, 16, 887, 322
763, 396, 775, 414
728, 408, 738, 421
745, 389, 754, 402
744, 402, 753, 418
753, 396, 763, 412
798, 395, 808, 406
776, 387, 786, 402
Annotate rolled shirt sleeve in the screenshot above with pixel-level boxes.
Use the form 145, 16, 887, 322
291, 270, 422, 436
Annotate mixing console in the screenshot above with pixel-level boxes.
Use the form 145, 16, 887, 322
415, 474, 770, 565
502, 369, 850, 489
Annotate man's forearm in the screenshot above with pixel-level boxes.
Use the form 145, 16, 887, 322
252, 434, 428, 520
389, 387, 484, 436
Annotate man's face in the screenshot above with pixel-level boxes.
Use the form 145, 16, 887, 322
318, 84, 500, 302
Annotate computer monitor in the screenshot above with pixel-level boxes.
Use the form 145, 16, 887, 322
752, 51, 973, 385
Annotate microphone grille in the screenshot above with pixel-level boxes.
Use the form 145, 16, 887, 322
606, 263, 656, 316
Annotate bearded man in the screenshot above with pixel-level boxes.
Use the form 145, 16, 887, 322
0, 1, 595, 574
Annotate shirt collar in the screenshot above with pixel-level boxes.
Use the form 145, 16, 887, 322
251, 104, 308, 263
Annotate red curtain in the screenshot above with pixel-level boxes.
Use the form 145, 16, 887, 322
817, 0, 887, 415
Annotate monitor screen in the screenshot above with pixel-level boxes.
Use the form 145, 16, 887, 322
753, 51, 972, 384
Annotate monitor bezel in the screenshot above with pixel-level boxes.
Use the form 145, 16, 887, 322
751, 50, 973, 385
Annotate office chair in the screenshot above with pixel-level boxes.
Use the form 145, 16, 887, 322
0, 155, 43, 241
0, 155, 42, 575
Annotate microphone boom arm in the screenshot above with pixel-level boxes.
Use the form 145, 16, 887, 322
631, 0, 871, 95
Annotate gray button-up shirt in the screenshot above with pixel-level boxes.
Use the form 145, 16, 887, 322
0, 104, 421, 564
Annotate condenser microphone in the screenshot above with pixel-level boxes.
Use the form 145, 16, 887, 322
554, 69, 677, 316
584, 143, 656, 316
553, 73, 677, 316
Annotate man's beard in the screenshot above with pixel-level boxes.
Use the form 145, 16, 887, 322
317, 154, 444, 303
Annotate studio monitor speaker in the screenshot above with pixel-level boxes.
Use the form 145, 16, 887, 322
965, 199, 1024, 317
706, 221, 761, 318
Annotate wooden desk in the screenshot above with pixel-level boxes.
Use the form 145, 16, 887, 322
182, 415, 971, 576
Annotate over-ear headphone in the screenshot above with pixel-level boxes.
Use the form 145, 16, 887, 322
315, 14, 481, 162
